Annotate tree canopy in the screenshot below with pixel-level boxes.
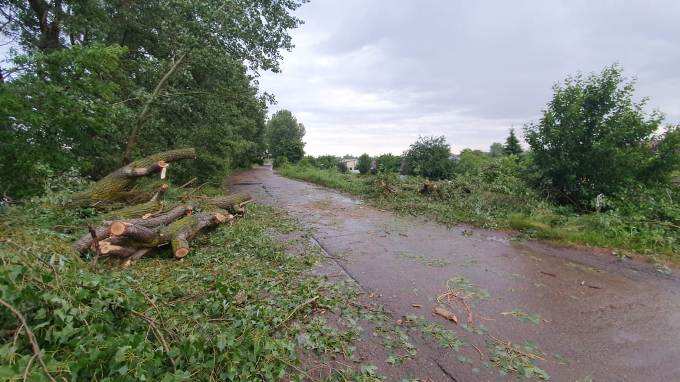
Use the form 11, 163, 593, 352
489, 142, 505, 157
266, 110, 306, 163
376, 153, 401, 172
402, 136, 454, 180
504, 129, 523, 155
357, 154, 371, 174
525, 64, 675, 205
0, 0, 306, 197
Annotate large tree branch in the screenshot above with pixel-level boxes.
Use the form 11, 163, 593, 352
122, 52, 188, 164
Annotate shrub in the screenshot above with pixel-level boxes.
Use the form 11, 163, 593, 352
298, 155, 317, 167
273, 155, 289, 168
357, 153, 371, 174
524, 64, 670, 206
376, 154, 401, 172
455, 149, 490, 175
402, 136, 454, 180
316, 155, 340, 170
489, 143, 505, 157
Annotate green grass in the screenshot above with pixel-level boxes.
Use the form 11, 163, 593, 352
279, 165, 679, 263
0, 186, 390, 381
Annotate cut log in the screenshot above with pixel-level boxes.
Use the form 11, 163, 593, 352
165, 211, 232, 258
70, 148, 196, 206
109, 221, 158, 241
98, 240, 138, 257
73, 226, 110, 254
104, 211, 232, 259
73, 204, 193, 254
195, 192, 252, 214
122, 248, 154, 268
102, 184, 168, 219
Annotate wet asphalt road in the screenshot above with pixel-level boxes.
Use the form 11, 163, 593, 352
230, 165, 680, 382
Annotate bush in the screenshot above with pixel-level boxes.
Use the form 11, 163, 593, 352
454, 149, 490, 175
357, 153, 371, 174
316, 155, 340, 170
525, 64, 671, 206
376, 154, 401, 172
298, 155, 317, 167
402, 136, 454, 180
273, 155, 289, 168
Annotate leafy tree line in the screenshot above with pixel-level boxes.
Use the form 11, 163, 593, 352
294, 65, 678, 211
0, 0, 307, 198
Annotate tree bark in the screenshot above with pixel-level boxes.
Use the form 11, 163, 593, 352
104, 211, 232, 259
69, 148, 195, 206
73, 204, 194, 253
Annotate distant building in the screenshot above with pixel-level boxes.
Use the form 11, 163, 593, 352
341, 158, 358, 171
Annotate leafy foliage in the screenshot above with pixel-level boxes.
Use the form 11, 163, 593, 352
488, 340, 549, 380
273, 155, 290, 168
402, 136, 454, 180
0, 44, 132, 198
503, 129, 523, 155
0, 0, 306, 198
524, 64, 673, 206
0, 183, 400, 381
357, 154, 371, 175
266, 110, 306, 163
316, 155, 341, 170
375, 154, 401, 173
281, 161, 679, 260
489, 142, 505, 157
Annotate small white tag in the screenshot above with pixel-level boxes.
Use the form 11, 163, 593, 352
160, 165, 168, 179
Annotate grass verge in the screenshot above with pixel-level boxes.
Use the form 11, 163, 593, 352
279, 165, 678, 264
0, 188, 390, 381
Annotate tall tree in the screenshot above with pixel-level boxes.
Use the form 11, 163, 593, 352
266, 110, 305, 163
357, 153, 371, 174
0, 0, 306, 197
489, 142, 505, 157
525, 64, 671, 205
504, 129, 523, 155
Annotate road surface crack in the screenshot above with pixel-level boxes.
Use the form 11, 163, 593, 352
434, 359, 458, 381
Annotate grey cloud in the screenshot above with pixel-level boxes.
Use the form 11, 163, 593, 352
261, 0, 680, 155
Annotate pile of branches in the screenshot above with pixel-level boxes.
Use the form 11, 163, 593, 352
70, 148, 252, 266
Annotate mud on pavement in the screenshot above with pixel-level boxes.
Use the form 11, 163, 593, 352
230, 164, 680, 382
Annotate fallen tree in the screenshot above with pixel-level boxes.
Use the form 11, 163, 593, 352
70, 148, 253, 266
70, 148, 196, 206
73, 194, 252, 255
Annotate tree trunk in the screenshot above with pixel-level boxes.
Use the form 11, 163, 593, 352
70, 148, 196, 206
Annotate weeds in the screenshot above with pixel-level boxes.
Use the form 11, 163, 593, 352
487, 338, 549, 380
0, 189, 398, 380
280, 164, 679, 262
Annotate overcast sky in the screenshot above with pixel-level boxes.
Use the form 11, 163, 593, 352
259, 0, 680, 156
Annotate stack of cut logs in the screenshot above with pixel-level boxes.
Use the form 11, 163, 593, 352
71, 148, 252, 267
